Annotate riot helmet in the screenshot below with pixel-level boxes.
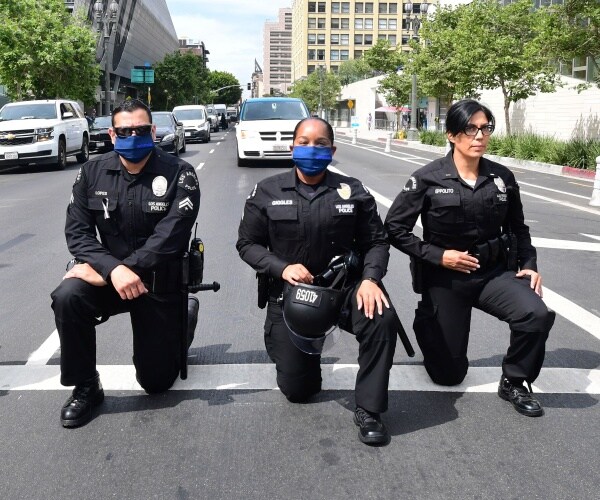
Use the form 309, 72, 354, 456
283, 254, 352, 355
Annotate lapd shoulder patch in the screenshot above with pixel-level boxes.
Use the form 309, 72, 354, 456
403, 176, 418, 192
247, 183, 258, 200
178, 170, 199, 192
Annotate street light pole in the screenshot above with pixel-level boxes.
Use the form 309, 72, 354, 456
94, 1, 119, 116
404, 2, 428, 141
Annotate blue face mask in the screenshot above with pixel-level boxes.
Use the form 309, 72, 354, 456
114, 133, 154, 163
292, 146, 333, 176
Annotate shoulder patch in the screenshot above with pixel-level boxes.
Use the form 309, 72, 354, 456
403, 176, 418, 192
177, 170, 199, 192
247, 183, 258, 200
361, 182, 370, 195
73, 167, 82, 186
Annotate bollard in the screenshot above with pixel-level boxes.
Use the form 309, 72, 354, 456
352, 128, 357, 145
385, 132, 392, 153
590, 156, 600, 207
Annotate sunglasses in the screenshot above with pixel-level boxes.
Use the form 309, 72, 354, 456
464, 124, 495, 137
113, 125, 152, 138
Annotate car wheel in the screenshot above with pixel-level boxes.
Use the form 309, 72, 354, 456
57, 138, 67, 170
237, 154, 247, 167
174, 138, 180, 157
76, 136, 89, 163
181, 136, 186, 153
205, 131, 210, 143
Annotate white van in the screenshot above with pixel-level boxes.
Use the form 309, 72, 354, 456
172, 105, 211, 143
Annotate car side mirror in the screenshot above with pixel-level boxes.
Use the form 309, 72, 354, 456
176, 121, 183, 126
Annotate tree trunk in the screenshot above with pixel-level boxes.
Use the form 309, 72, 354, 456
501, 85, 511, 136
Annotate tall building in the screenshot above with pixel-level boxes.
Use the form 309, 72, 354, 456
291, 1, 435, 79
263, 8, 293, 95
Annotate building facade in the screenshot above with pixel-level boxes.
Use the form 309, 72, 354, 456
263, 8, 293, 95
70, 0, 179, 112
179, 37, 210, 68
291, 1, 433, 78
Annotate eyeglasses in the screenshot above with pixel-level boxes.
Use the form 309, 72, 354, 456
464, 124, 495, 137
113, 125, 152, 138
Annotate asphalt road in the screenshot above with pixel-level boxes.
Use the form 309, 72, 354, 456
0, 129, 598, 499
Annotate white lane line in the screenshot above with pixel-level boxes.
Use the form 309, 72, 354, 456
25, 330, 60, 366
531, 237, 600, 252
330, 164, 600, 337
335, 139, 430, 166
2, 364, 598, 394
196, 162, 205, 171
582, 233, 600, 242
209, 149, 215, 154
217, 142, 221, 145
519, 181, 589, 199
542, 288, 600, 341
521, 190, 600, 216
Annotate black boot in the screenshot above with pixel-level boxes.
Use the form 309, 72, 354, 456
61, 372, 104, 428
498, 377, 543, 417
353, 407, 390, 445
187, 295, 199, 349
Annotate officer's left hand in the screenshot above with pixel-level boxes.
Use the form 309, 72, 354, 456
516, 269, 543, 297
357, 280, 390, 320
63, 263, 107, 287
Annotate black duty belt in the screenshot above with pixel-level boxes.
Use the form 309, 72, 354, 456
469, 236, 504, 270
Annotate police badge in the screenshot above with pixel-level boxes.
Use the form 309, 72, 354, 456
494, 176, 507, 193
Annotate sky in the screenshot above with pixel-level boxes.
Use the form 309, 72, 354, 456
165, 0, 293, 99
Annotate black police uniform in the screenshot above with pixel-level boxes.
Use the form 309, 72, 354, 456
385, 153, 553, 386
237, 168, 398, 413
51, 148, 200, 393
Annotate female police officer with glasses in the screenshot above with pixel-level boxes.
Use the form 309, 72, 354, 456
384, 99, 554, 417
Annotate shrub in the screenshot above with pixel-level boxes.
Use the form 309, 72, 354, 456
419, 129, 447, 147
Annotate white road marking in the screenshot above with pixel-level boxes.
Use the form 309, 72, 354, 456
196, 162, 205, 171
217, 142, 221, 145
25, 329, 59, 366
209, 149, 215, 154
521, 190, 600, 216
519, 181, 589, 199
335, 139, 430, 166
1, 364, 598, 394
329, 164, 600, 337
582, 233, 600, 242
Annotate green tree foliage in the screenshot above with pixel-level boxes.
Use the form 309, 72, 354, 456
338, 58, 374, 85
363, 39, 403, 74
149, 52, 210, 110
0, 0, 99, 104
543, 0, 600, 88
289, 69, 341, 113
378, 70, 413, 130
417, 0, 560, 134
208, 71, 242, 105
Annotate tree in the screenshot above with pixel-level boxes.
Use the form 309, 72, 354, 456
543, 0, 600, 88
149, 52, 210, 110
363, 39, 403, 74
338, 58, 374, 85
208, 71, 242, 105
378, 70, 413, 130
289, 70, 341, 114
416, 0, 560, 135
0, 0, 99, 104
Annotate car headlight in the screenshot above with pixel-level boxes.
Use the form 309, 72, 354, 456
36, 127, 54, 142
162, 133, 175, 142
239, 130, 259, 139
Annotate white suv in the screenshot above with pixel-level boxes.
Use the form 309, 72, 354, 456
0, 99, 89, 170
235, 97, 310, 167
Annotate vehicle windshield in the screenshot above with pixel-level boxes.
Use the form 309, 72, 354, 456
0, 103, 57, 121
153, 113, 174, 127
174, 109, 204, 120
240, 101, 309, 121
91, 116, 111, 129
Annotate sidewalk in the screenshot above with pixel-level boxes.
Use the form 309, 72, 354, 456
334, 126, 596, 181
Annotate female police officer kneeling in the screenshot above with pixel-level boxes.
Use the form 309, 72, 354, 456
384, 99, 554, 417
237, 117, 401, 445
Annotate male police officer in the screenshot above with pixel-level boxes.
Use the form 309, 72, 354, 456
51, 99, 200, 427
237, 117, 399, 445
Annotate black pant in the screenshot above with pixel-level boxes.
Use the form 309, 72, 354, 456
263, 281, 398, 414
413, 264, 554, 386
51, 278, 182, 393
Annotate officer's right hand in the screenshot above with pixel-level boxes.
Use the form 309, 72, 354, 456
442, 250, 480, 273
63, 263, 107, 286
110, 265, 148, 300
282, 264, 313, 285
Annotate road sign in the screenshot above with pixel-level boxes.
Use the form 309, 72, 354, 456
131, 66, 154, 84
347, 99, 354, 109
351, 116, 360, 128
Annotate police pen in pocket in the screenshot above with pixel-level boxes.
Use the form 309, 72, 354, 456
102, 198, 110, 219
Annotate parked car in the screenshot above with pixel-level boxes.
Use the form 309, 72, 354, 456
0, 99, 89, 170
172, 105, 211, 143
205, 106, 220, 132
235, 97, 310, 167
153, 111, 185, 156
89, 115, 113, 153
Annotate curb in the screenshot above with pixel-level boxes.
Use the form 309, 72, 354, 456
335, 130, 595, 181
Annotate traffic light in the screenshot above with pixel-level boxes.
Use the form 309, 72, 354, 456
247, 83, 251, 90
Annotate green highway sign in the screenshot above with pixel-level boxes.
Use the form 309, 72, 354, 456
131, 67, 154, 84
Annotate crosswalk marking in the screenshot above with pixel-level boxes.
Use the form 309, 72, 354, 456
2, 364, 599, 394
